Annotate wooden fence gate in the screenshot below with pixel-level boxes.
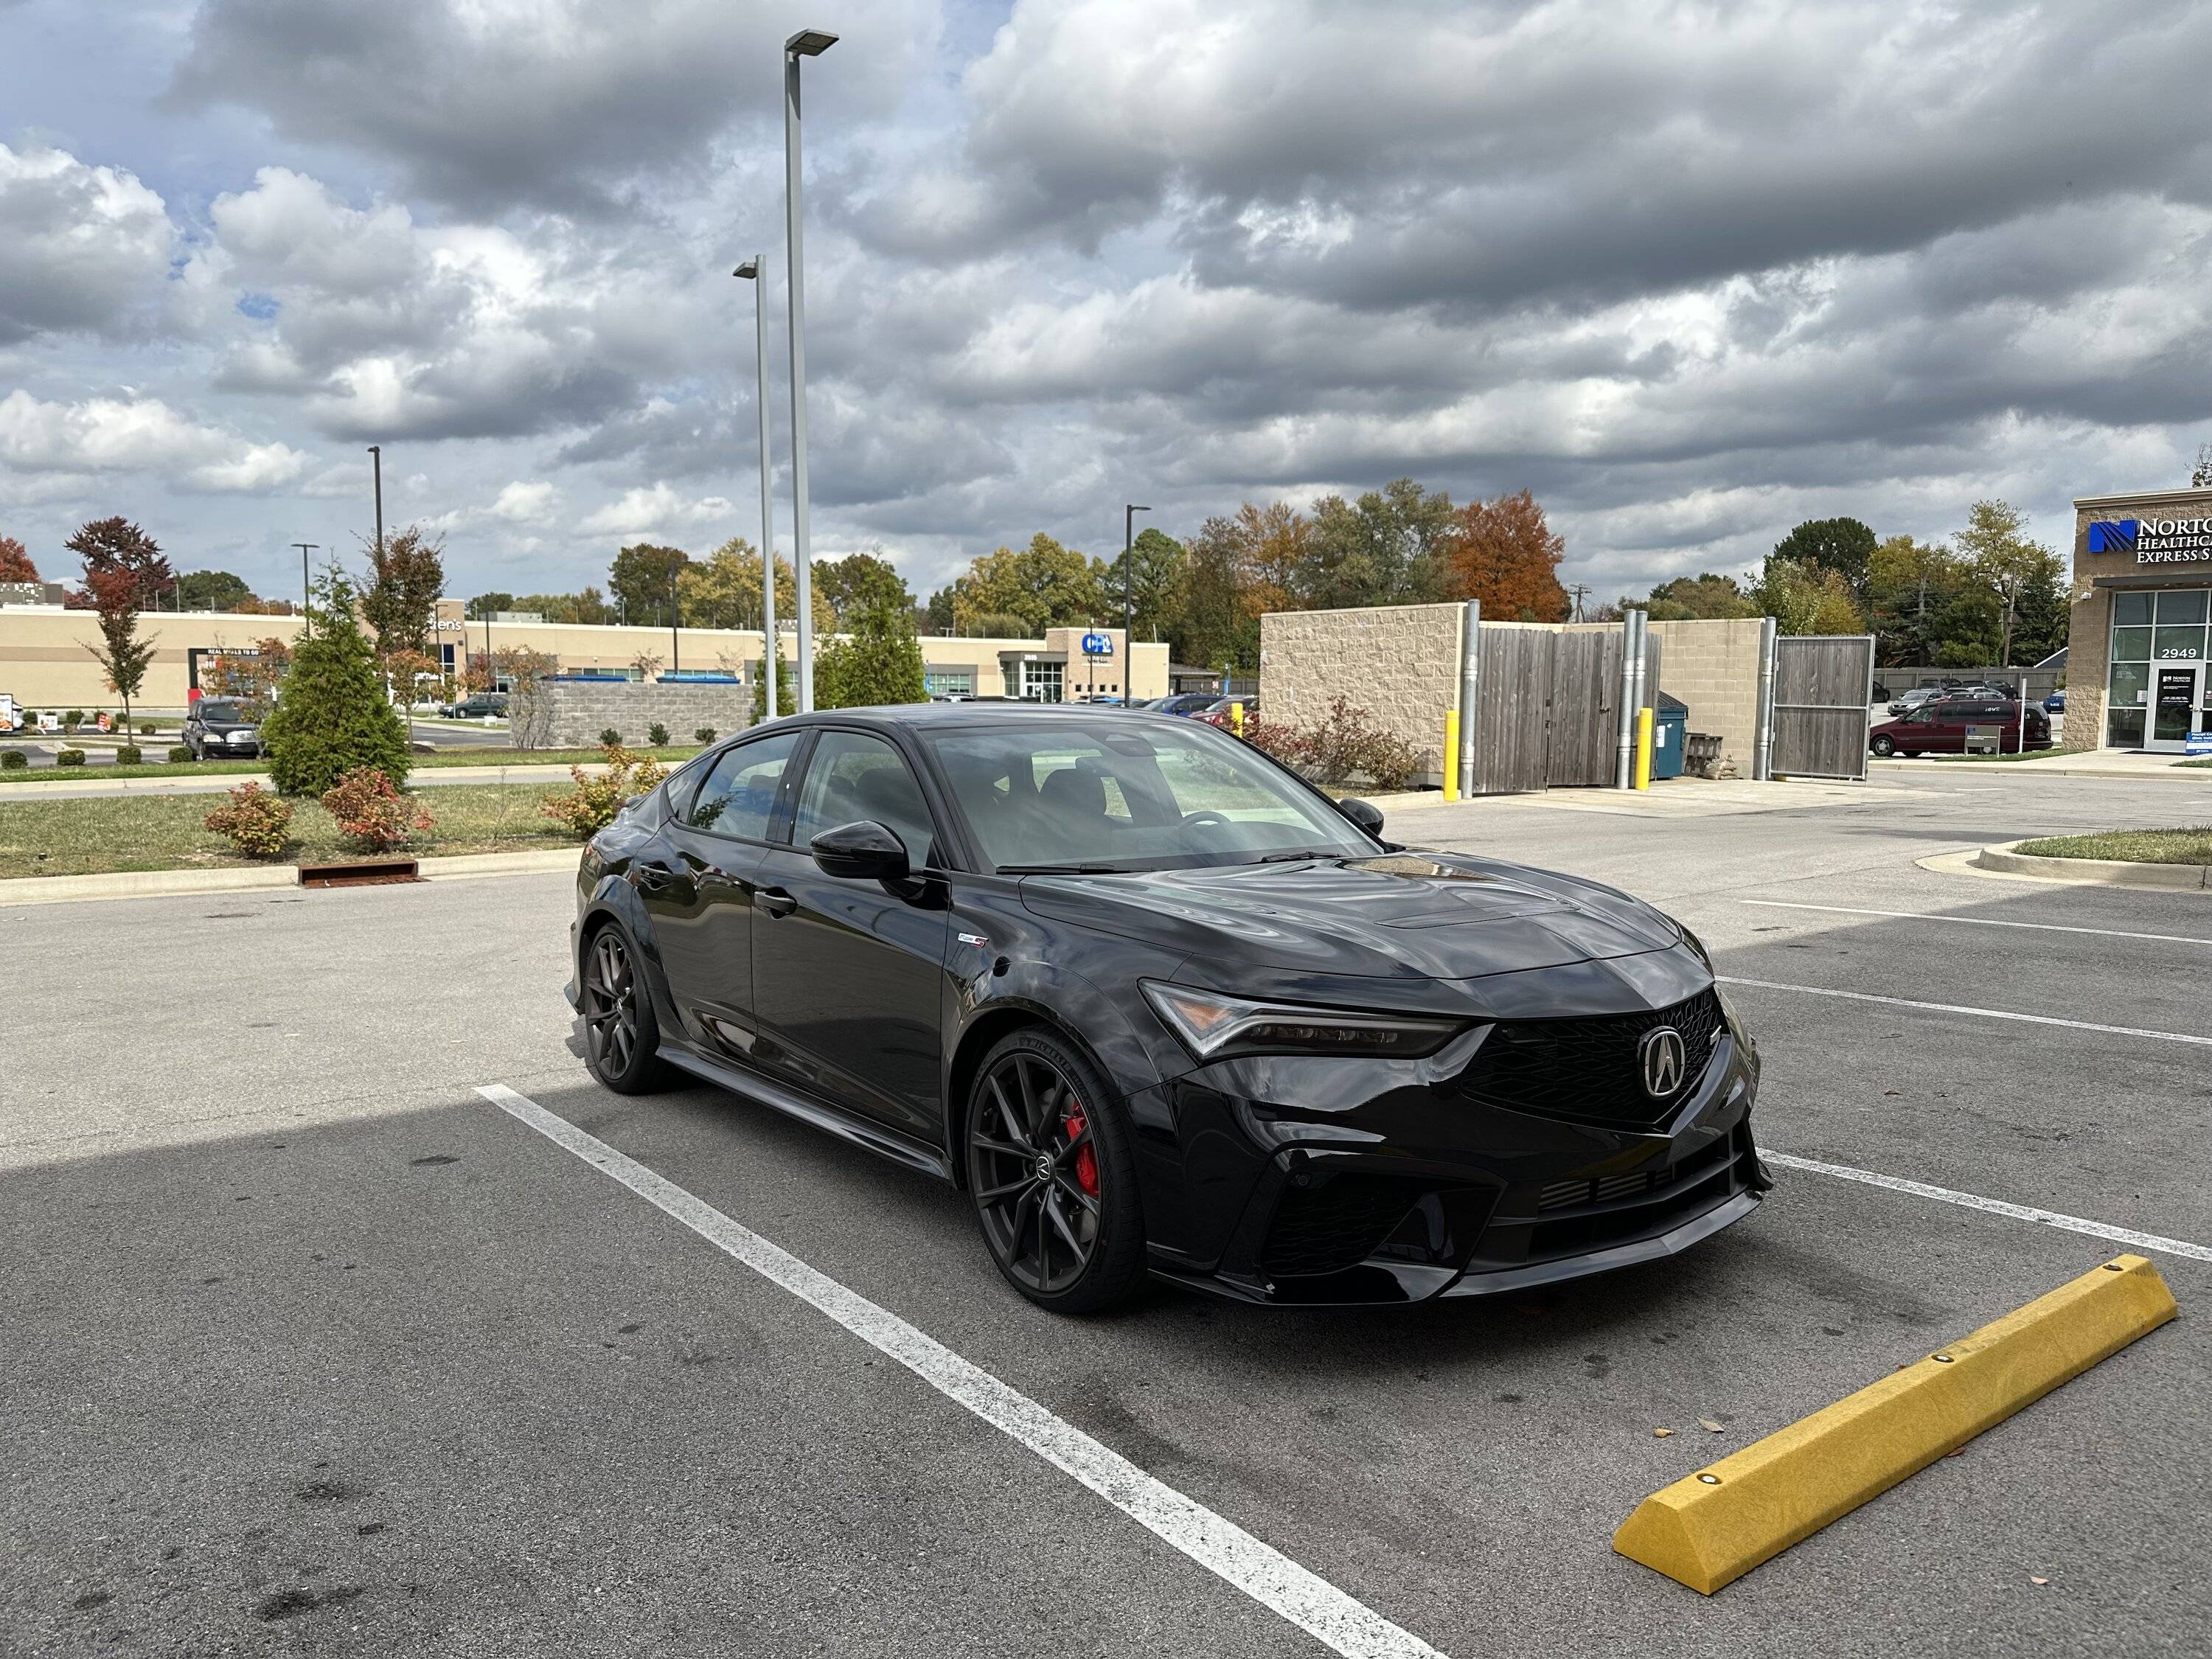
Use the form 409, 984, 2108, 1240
1467, 624, 1661, 795
1770, 634, 1875, 780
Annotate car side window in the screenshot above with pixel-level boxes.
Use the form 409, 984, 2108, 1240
790, 731, 938, 866
681, 731, 801, 841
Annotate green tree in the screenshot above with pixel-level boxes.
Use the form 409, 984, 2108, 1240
1952, 499, 2060, 665
467, 591, 517, 620
1100, 526, 1186, 641
176, 570, 255, 612
816, 594, 927, 710
924, 585, 956, 634
1755, 557, 1865, 636
751, 656, 798, 722
263, 567, 411, 793
65, 517, 173, 609
82, 567, 155, 729
950, 534, 1100, 634
1301, 479, 1458, 608
1868, 536, 1958, 667
677, 538, 830, 633
1770, 518, 1878, 604
1169, 515, 1259, 673
609, 543, 691, 627
361, 526, 446, 658
816, 551, 912, 630
1640, 572, 1761, 622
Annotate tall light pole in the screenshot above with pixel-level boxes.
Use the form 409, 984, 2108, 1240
1122, 504, 1150, 653
735, 257, 777, 719
784, 27, 836, 712
367, 445, 384, 564
293, 543, 317, 635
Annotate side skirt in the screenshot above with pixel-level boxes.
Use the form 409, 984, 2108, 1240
658, 1043, 956, 1185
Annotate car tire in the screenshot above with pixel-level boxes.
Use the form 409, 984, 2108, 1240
964, 1025, 1149, 1315
1870, 734, 1896, 757
579, 921, 672, 1095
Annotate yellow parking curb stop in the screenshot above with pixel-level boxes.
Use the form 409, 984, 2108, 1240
1613, 1254, 2178, 1594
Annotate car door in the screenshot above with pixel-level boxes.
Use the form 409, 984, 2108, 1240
636, 729, 803, 1060
750, 728, 950, 1138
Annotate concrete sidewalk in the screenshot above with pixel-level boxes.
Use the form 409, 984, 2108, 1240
1874, 749, 2211, 782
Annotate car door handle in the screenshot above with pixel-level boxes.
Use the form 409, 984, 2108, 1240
634, 861, 679, 893
759, 887, 798, 917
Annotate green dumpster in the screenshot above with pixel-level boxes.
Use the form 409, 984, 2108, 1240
1652, 693, 1688, 780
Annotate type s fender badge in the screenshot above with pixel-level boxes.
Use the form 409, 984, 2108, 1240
957, 932, 991, 948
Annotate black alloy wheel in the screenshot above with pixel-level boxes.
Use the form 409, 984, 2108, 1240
965, 1029, 1147, 1314
581, 923, 669, 1093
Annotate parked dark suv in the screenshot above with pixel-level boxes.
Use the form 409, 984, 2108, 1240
1868, 695, 2051, 757
182, 698, 263, 759
442, 692, 509, 719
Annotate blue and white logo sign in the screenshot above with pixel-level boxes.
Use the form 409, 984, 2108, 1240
1079, 631, 1115, 656
2188, 731, 2212, 757
2087, 519, 2138, 554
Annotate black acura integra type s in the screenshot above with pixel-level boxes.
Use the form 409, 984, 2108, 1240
569, 704, 1769, 1313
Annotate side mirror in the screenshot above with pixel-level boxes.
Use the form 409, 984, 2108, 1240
1337, 796, 1385, 836
811, 820, 910, 882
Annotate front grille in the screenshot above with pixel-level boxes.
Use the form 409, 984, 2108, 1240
1455, 990, 1726, 1128
1262, 1176, 1419, 1278
1534, 1134, 1734, 1213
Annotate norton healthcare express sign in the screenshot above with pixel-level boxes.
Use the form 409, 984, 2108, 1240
2087, 515, 2212, 563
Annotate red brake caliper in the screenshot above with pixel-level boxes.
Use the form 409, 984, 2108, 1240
1062, 1102, 1099, 1197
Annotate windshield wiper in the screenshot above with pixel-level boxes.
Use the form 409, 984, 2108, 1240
996, 863, 1124, 874
1253, 849, 1345, 863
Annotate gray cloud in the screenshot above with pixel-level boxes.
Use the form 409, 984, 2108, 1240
0, 144, 173, 344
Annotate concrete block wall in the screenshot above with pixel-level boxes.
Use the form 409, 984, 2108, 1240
1259, 603, 1463, 784
1649, 617, 1766, 776
516, 681, 753, 750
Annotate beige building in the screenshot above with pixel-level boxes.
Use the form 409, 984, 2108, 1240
0, 597, 1166, 716
2063, 485, 2212, 752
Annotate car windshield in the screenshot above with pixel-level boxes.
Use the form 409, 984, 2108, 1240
922, 716, 1381, 872
200, 702, 247, 723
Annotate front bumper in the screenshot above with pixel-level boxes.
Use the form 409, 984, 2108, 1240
1141, 1018, 1767, 1307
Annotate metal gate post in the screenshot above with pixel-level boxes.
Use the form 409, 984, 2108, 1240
1615, 610, 1640, 788
1458, 599, 1481, 796
1753, 616, 1778, 781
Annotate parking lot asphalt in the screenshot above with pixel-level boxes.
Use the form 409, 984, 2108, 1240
4, 768, 2209, 1657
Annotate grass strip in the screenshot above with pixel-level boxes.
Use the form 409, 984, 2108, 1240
0, 745, 703, 786
2011, 827, 2212, 864
0, 782, 584, 878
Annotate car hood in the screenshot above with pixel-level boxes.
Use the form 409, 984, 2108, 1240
1019, 852, 1685, 984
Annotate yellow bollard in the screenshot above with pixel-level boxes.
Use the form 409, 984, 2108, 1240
1228, 700, 1245, 737
1634, 706, 1654, 790
1443, 709, 1461, 801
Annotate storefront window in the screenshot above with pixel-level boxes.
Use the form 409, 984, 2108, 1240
2112, 625, 2152, 661
2114, 591, 2154, 626
2157, 590, 2209, 624
924, 669, 974, 698
2153, 626, 2206, 661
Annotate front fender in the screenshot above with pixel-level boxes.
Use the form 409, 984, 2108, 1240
575, 872, 683, 1037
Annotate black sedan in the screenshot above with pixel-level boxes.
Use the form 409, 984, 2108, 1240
569, 705, 1767, 1312
182, 698, 263, 759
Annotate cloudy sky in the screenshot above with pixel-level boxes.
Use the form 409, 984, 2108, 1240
1, 0, 2208, 609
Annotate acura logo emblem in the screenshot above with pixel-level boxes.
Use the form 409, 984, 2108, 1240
1639, 1026, 1687, 1099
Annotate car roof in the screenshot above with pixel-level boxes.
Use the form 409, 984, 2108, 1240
768, 703, 1185, 730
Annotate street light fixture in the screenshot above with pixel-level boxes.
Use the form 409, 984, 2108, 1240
784, 26, 836, 712
734, 257, 777, 718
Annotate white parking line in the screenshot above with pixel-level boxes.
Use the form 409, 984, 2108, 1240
1742, 899, 2212, 947
476, 1084, 1446, 1659
1766, 1150, 2212, 1265
1717, 976, 2212, 1048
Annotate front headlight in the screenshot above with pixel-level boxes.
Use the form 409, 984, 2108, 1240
1676, 925, 1713, 969
1141, 981, 1464, 1062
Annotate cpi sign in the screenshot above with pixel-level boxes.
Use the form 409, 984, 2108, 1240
1080, 632, 1116, 656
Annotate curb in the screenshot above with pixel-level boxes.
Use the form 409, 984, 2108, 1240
1873, 757, 2212, 782
1973, 839, 2212, 889
0, 847, 577, 908
1614, 1255, 2177, 1595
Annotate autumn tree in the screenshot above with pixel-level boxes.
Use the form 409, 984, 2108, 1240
2194, 443, 2212, 489
1754, 557, 1865, 636
609, 542, 691, 627
676, 538, 832, 633
950, 534, 1102, 635
82, 567, 156, 729
361, 526, 446, 658
815, 552, 912, 631
1445, 490, 1571, 622
1952, 500, 2059, 666
205, 638, 293, 720
0, 535, 37, 582
1769, 518, 1878, 605
66, 517, 173, 610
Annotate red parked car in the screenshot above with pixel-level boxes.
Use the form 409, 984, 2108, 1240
1868, 695, 2051, 757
